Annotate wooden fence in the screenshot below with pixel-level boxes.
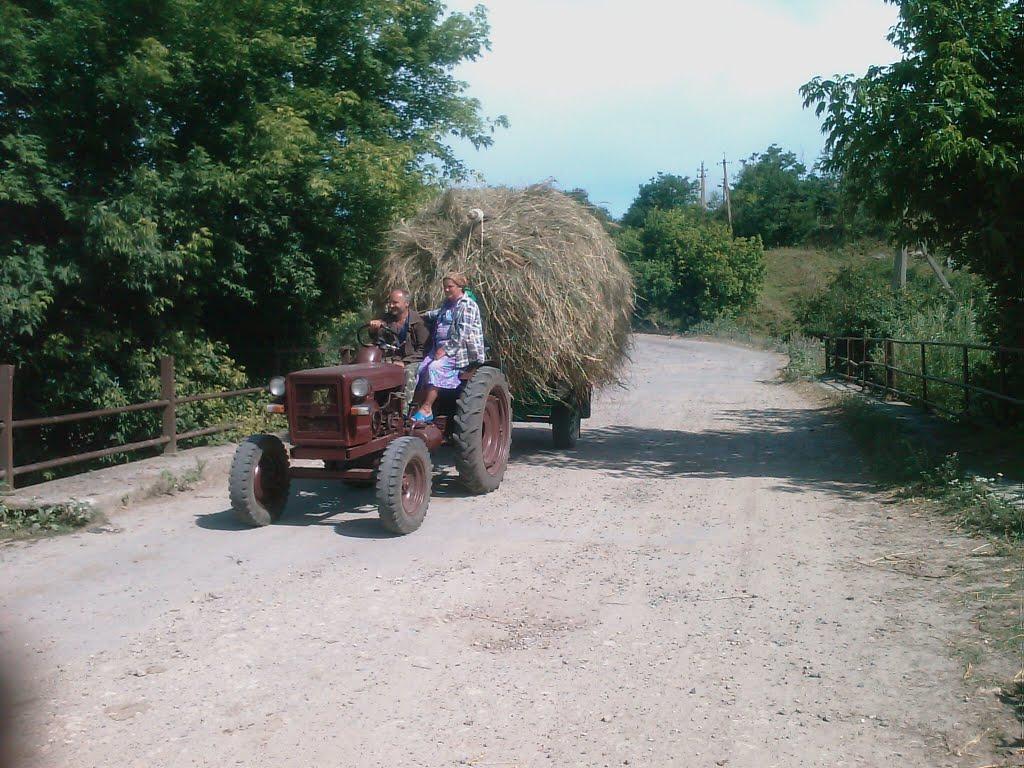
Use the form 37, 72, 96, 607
0, 358, 263, 490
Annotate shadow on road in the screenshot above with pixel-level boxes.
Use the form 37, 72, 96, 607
196, 474, 461, 538
510, 405, 872, 496
196, 478, 381, 534
197, 403, 866, 534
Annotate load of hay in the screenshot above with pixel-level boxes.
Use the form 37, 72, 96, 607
380, 184, 634, 400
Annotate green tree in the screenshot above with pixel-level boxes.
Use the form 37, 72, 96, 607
730, 145, 814, 246
801, 0, 1024, 347
0, 0, 497, 465
729, 145, 884, 247
621, 172, 699, 228
628, 209, 764, 326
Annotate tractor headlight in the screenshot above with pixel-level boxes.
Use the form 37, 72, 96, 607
350, 377, 370, 399
268, 376, 286, 397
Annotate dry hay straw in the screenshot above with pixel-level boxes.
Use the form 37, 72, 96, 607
380, 184, 634, 399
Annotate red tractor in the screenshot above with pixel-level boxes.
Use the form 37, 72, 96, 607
228, 326, 512, 534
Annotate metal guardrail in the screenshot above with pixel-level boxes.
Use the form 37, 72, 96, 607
824, 335, 1024, 418
0, 358, 263, 489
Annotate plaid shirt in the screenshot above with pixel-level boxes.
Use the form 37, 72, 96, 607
423, 295, 486, 369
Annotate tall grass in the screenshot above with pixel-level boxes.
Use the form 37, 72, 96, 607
861, 297, 1015, 420
834, 396, 1023, 540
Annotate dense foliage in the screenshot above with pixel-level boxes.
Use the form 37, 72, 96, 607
801, 0, 1024, 348
621, 172, 699, 228
797, 257, 1015, 416
620, 208, 764, 327
797, 259, 988, 342
0, 0, 496, 464
729, 145, 883, 247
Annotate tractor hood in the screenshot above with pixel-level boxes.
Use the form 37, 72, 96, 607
285, 363, 406, 447
289, 362, 404, 384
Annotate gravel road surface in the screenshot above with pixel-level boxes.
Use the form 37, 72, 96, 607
1, 335, 1000, 767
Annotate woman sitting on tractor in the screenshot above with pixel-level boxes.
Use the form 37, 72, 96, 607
411, 272, 485, 423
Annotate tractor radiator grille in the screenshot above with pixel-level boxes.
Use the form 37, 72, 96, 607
292, 383, 342, 435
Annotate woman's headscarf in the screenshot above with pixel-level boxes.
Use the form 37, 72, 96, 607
443, 272, 469, 288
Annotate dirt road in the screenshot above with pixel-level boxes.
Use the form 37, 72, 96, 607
1, 335, 1003, 767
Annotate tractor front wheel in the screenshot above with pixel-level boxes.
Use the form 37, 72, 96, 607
452, 367, 512, 494
376, 436, 432, 535
229, 434, 290, 526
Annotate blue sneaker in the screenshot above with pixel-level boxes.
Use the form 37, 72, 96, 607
411, 411, 434, 423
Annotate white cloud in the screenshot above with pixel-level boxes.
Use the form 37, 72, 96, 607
445, 0, 901, 214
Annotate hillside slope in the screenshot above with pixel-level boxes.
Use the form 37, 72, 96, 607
743, 243, 890, 336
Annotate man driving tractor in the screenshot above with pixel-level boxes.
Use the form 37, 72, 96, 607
368, 288, 430, 409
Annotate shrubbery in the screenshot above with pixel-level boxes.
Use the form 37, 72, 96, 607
620, 208, 765, 328
1, 0, 496, 471
796, 259, 989, 342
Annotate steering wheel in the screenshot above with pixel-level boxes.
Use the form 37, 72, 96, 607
357, 323, 401, 353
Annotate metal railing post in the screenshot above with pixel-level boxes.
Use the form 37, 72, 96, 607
160, 356, 177, 455
920, 343, 929, 411
884, 339, 895, 398
0, 364, 14, 490
860, 331, 868, 390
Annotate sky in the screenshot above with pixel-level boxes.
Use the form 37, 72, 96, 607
445, 0, 901, 217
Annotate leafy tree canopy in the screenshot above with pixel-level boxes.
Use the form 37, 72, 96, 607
0, 0, 497, 461
801, 0, 1024, 346
730, 145, 812, 247
729, 145, 886, 247
621, 172, 699, 228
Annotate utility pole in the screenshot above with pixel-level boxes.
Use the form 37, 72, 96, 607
721, 156, 732, 232
892, 246, 908, 291
698, 162, 707, 210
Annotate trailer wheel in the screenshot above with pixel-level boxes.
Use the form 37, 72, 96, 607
452, 367, 511, 494
229, 434, 290, 526
376, 436, 432, 535
551, 402, 581, 449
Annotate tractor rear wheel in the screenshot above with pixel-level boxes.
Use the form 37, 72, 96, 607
452, 367, 511, 494
376, 436, 432, 535
229, 434, 290, 526
551, 401, 581, 449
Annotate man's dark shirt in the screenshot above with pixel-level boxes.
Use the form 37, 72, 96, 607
382, 310, 430, 363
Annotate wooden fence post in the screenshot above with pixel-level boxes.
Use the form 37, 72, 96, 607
161, 356, 177, 455
962, 346, 971, 413
824, 337, 831, 375
920, 343, 929, 411
884, 339, 895, 398
0, 364, 14, 490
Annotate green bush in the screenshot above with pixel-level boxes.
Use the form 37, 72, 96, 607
1, 0, 497, 479
0, 500, 94, 539
623, 208, 765, 327
796, 259, 1015, 418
